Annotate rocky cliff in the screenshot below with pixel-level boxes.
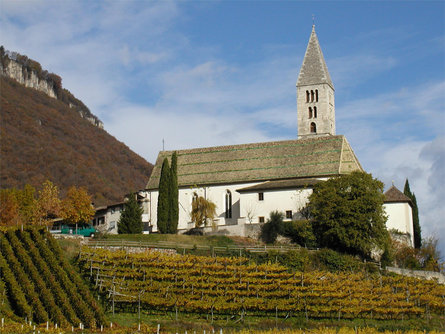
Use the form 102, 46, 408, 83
0, 47, 103, 129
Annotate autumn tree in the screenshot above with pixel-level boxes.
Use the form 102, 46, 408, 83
0, 189, 19, 226
118, 193, 143, 234
309, 171, 389, 259
15, 184, 39, 224
157, 158, 170, 233
190, 195, 217, 228
168, 151, 179, 234
36, 180, 62, 225
404, 179, 422, 248
61, 186, 95, 232
0, 185, 39, 225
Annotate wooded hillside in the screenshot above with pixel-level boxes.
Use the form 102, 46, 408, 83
0, 76, 153, 206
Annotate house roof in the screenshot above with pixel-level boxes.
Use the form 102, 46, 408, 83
146, 135, 362, 190
384, 185, 413, 205
237, 178, 322, 193
297, 26, 334, 89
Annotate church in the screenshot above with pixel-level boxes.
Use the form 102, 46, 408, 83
143, 26, 414, 244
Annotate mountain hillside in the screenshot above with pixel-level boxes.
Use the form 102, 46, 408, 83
0, 76, 153, 206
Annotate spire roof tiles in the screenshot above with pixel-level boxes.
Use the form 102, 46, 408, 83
297, 26, 334, 89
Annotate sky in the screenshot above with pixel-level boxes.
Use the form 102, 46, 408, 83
1, 1, 444, 255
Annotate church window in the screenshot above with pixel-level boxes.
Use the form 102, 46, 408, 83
258, 216, 265, 223
258, 192, 264, 201
306, 91, 310, 103
308, 107, 313, 119
225, 190, 232, 219
314, 106, 317, 118
310, 122, 317, 133
315, 89, 319, 102
311, 90, 315, 102
286, 210, 293, 219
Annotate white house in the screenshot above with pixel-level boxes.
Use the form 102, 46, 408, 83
384, 185, 414, 247
93, 191, 151, 234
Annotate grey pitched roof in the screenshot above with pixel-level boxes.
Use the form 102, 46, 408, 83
146, 135, 362, 190
384, 185, 413, 206
297, 26, 334, 89
237, 178, 322, 193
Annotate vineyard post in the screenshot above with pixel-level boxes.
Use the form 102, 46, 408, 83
112, 284, 115, 315
275, 305, 278, 327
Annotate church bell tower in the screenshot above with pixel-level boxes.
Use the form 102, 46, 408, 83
297, 26, 335, 138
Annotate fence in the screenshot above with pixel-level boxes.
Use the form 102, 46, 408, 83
86, 239, 305, 256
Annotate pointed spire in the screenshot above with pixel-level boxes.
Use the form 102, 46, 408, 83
297, 26, 334, 89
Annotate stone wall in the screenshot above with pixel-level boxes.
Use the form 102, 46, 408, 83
386, 266, 445, 284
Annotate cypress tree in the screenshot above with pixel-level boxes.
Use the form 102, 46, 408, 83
168, 151, 179, 234
404, 179, 422, 248
118, 193, 143, 234
157, 158, 170, 234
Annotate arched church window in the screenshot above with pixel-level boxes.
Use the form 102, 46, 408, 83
311, 90, 315, 102
315, 89, 319, 102
225, 190, 232, 219
310, 122, 317, 133
306, 91, 310, 103
308, 107, 313, 118
314, 106, 317, 118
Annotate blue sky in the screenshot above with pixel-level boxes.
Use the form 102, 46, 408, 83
1, 1, 444, 254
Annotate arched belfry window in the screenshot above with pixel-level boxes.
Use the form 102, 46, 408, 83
311, 90, 315, 102
306, 91, 310, 103
308, 107, 313, 119
310, 122, 317, 133
225, 190, 232, 219
314, 106, 317, 118
315, 89, 319, 102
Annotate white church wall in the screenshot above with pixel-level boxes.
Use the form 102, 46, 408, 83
239, 188, 313, 223
384, 202, 414, 247
147, 182, 264, 233
146, 184, 317, 235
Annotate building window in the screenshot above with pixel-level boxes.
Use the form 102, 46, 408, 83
315, 89, 319, 102
314, 106, 317, 118
310, 122, 317, 133
308, 107, 312, 119
225, 190, 232, 219
306, 90, 310, 103
311, 90, 315, 102
258, 192, 264, 201
111, 208, 115, 214
286, 210, 293, 219
259, 216, 265, 223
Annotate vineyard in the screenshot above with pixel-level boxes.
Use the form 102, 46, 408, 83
79, 247, 445, 323
0, 228, 105, 328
